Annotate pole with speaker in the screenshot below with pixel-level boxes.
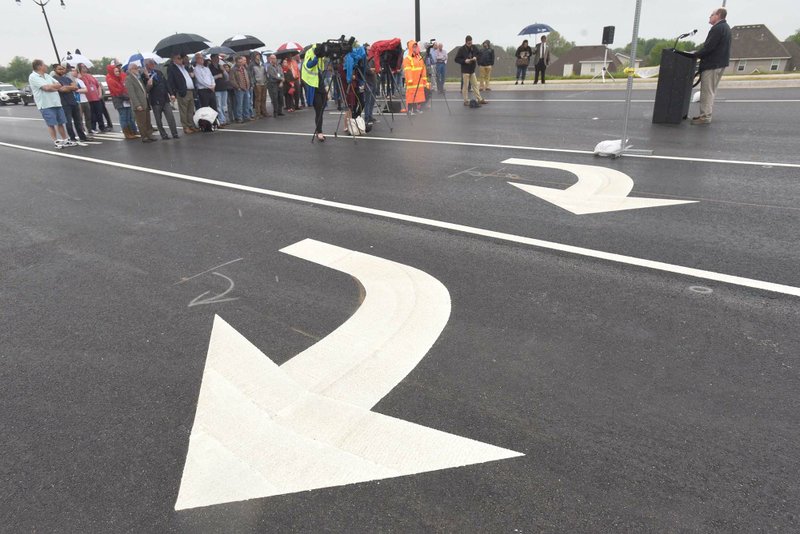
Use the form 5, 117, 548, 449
591, 26, 616, 83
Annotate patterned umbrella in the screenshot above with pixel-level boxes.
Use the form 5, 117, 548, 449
61, 52, 93, 68
221, 35, 266, 52
276, 41, 303, 53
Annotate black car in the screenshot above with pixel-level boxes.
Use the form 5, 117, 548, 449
20, 85, 35, 105
0, 83, 22, 105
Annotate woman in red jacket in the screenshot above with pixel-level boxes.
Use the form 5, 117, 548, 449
106, 64, 139, 139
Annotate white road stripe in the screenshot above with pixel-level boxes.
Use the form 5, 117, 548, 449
4, 114, 799, 169
1, 140, 798, 297
482, 99, 800, 103
220, 129, 800, 169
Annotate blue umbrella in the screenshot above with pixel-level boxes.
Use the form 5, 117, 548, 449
518, 23, 554, 36
124, 52, 164, 71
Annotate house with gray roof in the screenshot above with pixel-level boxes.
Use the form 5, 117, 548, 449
728, 24, 792, 74
548, 45, 623, 77
783, 39, 800, 72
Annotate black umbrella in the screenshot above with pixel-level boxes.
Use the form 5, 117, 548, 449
153, 33, 211, 58
203, 45, 236, 56
221, 34, 266, 52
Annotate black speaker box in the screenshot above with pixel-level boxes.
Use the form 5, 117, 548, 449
602, 26, 615, 45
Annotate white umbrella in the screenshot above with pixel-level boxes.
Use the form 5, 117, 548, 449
62, 52, 93, 68
193, 107, 218, 129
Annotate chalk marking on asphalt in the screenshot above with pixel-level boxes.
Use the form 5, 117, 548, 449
1, 140, 799, 298
187, 272, 239, 308
175, 257, 244, 285
216, 129, 800, 169
175, 243, 519, 509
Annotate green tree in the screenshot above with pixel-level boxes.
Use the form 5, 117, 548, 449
91, 56, 116, 75
648, 40, 696, 66
788, 29, 800, 44
3, 56, 32, 86
546, 31, 575, 57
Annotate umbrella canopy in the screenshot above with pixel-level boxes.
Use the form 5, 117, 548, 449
518, 23, 555, 36
124, 52, 164, 70
203, 45, 236, 56
221, 34, 266, 52
276, 41, 303, 53
61, 52, 93, 68
154, 33, 211, 58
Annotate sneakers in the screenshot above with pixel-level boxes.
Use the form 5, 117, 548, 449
691, 115, 711, 125
54, 140, 64, 149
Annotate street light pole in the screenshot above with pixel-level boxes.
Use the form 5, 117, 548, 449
415, 0, 421, 42
15, 0, 65, 64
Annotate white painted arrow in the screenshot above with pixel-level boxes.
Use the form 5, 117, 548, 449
175, 239, 522, 510
503, 157, 697, 215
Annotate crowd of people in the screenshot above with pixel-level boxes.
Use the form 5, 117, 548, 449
26, 14, 732, 148
26, 34, 522, 148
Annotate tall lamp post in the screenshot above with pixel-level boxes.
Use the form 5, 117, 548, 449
15, 0, 66, 64
414, 0, 420, 42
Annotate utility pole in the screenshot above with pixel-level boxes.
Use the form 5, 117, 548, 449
415, 0, 421, 42
15, 0, 65, 64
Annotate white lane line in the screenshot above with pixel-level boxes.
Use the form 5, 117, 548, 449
5, 114, 799, 169
1, 140, 798, 298
279, 238, 451, 408
484, 99, 800, 103
219, 129, 800, 169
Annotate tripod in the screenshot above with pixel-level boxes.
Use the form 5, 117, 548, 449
591, 46, 615, 82
353, 63, 394, 132
309, 55, 357, 143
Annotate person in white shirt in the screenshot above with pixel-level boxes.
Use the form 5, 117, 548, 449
193, 53, 216, 110
28, 58, 74, 148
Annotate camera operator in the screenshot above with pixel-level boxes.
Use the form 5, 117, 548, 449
302, 44, 328, 142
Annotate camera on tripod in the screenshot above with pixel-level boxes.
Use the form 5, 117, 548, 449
314, 35, 356, 62
424, 38, 436, 52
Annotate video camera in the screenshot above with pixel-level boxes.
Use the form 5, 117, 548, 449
424, 38, 437, 51
314, 35, 356, 62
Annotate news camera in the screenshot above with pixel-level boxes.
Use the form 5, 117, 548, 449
314, 35, 356, 62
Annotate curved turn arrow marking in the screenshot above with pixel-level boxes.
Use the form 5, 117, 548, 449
504, 157, 697, 214
175, 239, 522, 510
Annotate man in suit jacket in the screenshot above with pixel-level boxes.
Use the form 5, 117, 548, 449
533, 35, 551, 84
691, 7, 731, 125
124, 62, 156, 143
167, 54, 198, 133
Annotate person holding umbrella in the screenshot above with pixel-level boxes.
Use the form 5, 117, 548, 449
533, 35, 551, 84
167, 54, 198, 134
208, 54, 230, 126
145, 58, 180, 139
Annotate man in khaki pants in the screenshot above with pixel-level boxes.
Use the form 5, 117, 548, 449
692, 7, 731, 125
454, 35, 487, 106
477, 40, 495, 91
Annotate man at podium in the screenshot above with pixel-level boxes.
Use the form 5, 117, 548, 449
691, 7, 732, 125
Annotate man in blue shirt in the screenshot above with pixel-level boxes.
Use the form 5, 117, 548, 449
28, 59, 76, 149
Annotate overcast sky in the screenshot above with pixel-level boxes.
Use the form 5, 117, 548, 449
1, 0, 796, 65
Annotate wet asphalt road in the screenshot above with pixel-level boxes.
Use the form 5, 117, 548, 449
1, 85, 799, 532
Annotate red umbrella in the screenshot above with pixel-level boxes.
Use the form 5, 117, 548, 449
276, 41, 303, 55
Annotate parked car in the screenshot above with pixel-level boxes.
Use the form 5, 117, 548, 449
0, 83, 22, 105
20, 85, 34, 105
94, 74, 112, 100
